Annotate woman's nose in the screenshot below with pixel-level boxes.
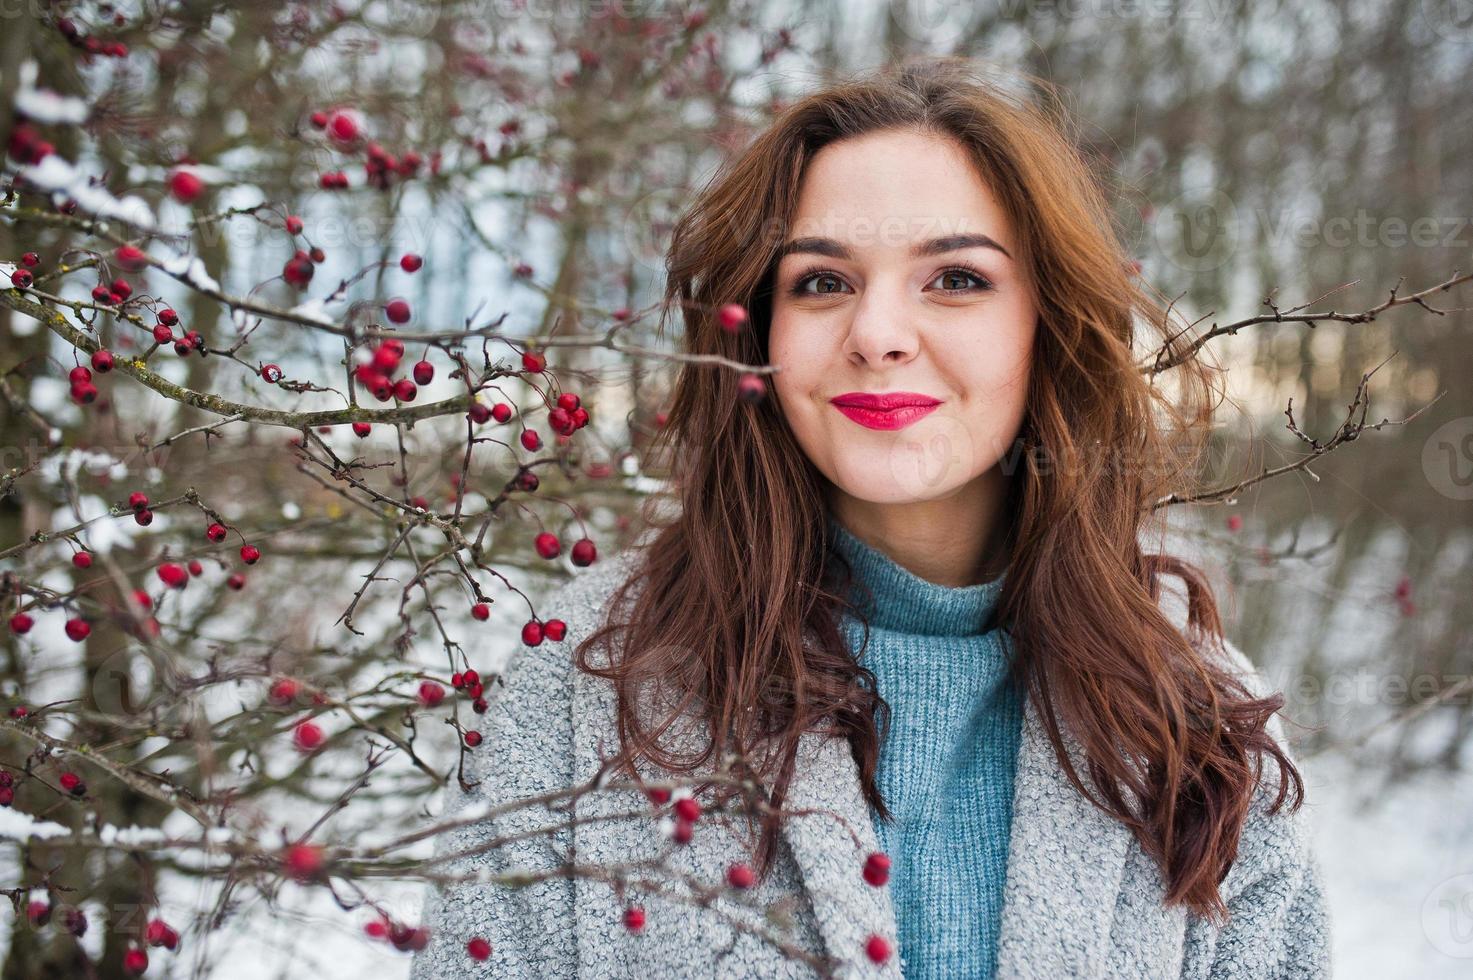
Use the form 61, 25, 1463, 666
842, 282, 921, 368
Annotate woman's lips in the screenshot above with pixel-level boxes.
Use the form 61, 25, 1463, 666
833, 403, 941, 430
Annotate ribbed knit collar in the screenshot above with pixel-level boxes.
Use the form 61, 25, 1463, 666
824, 512, 1008, 638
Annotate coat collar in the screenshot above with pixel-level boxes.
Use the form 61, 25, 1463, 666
777, 684, 1135, 979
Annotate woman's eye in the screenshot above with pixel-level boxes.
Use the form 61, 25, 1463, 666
929, 268, 993, 293
791, 272, 851, 296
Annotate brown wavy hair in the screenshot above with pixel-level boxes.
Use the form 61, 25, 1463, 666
575, 55, 1302, 925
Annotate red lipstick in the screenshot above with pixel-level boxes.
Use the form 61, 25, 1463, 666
829, 391, 942, 431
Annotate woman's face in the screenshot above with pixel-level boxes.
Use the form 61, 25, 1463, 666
768, 127, 1038, 521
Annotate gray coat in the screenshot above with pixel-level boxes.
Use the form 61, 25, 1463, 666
409, 548, 1331, 979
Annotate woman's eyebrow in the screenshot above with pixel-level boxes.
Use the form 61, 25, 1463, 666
776, 233, 1012, 261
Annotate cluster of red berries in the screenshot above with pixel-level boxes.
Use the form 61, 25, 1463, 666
307, 108, 428, 191
8, 250, 39, 288
448, 668, 486, 715
544, 390, 591, 443
8, 121, 55, 166
363, 913, 431, 952
152, 308, 205, 358
0, 769, 15, 806
650, 791, 703, 845
282, 244, 327, 287
56, 16, 129, 58
68, 346, 114, 405
90, 275, 133, 306
533, 532, 598, 567
354, 337, 431, 403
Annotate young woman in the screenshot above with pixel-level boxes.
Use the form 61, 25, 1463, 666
410, 57, 1331, 979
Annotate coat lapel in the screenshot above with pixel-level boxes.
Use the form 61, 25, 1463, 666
778, 730, 904, 979
993, 688, 1133, 979
778, 689, 1133, 980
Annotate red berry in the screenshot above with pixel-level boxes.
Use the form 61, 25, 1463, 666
283, 842, 325, 881
152, 324, 173, 345
726, 863, 755, 889
157, 563, 188, 589
646, 786, 672, 806
534, 532, 561, 559
464, 730, 482, 748
865, 934, 892, 964
206, 522, 228, 542
556, 392, 581, 411
472, 697, 488, 714
371, 345, 400, 373
59, 771, 84, 795
65, 617, 90, 642
571, 538, 597, 567
115, 245, 147, 272
520, 429, 541, 451
9, 268, 32, 288
20, 252, 39, 267
418, 680, 445, 707
27, 900, 50, 926
70, 381, 98, 405
110, 278, 133, 300
69, 365, 92, 385
283, 255, 314, 286
90, 349, 114, 373
268, 677, 299, 705
623, 906, 645, 933
736, 372, 766, 404
226, 573, 245, 590
144, 917, 177, 949
863, 851, 891, 887
352, 421, 372, 438
9, 612, 34, 634
491, 403, 513, 423
327, 109, 360, 144
413, 360, 433, 385
128, 491, 149, 511
1395, 575, 1412, 599
717, 303, 747, 332
400, 253, 423, 272
466, 936, 492, 961
393, 379, 417, 402
674, 797, 701, 822
521, 349, 546, 373
168, 168, 204, 203
92, 284, 112, 303
134, 509, 154, 526
543, 619, 566, 642
521, 619, 544, 646
309, 111, 328, 128
123, 947, 148, 975
157, 308, 179, 326
285, 215, 304, 234
261, 364, 283, 383
293, 720, 324, 751
71, 551, 92, 569
239, 544, 261, 564
1226, 514, 1243, 532
673, 816, 694, 844
471, 602, 490, 621
384, 298, 411, 323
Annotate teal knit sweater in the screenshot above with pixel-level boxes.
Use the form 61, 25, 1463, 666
825, 514, 1024, 979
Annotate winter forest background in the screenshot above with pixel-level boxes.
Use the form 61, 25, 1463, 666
1, 0, 1471, 977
